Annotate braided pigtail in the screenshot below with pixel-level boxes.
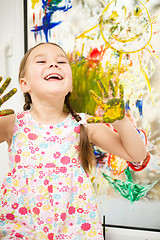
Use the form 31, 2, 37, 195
23, 92, 32, 111
65, 92, 95, 173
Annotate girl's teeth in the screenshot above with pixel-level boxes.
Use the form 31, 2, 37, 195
45, 74, 62, 80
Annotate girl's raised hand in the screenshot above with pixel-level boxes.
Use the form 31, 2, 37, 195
87, 80, 125, 123
0, 77, 17, 116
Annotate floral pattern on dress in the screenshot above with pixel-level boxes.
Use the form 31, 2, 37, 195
0, 111, 103, 240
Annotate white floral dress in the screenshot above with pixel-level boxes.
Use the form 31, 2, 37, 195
0, 111, 103, 240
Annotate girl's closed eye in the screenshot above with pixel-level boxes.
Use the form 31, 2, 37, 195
57, 60, 67, 64
36, 60, 46, 64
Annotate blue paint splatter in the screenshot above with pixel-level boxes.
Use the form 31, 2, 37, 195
31, 0, 72, 42
136, 99, 143, 117
125, 100, 131, 114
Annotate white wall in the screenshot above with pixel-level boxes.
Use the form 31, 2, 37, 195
0, 0, 24, 185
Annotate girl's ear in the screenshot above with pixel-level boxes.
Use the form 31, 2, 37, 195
19, 78, 30, 93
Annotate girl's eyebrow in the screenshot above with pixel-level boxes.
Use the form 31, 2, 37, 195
33, 54, 46, 60
33, 54, 67, 60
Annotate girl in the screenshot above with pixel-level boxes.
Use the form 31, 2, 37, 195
0, 43, 147, 239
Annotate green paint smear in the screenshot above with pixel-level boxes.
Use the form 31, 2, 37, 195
102, 167, 159, 203
49, 0, 62, 6
70, 58, 110, 115
69, 47, 122, 115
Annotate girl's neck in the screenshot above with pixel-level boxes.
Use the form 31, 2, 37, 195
30, 100, 68, 125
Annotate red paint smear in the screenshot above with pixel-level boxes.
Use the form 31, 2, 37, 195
39, 9, 42, 20
88, 46, 107, 62
33, 12, 35, 25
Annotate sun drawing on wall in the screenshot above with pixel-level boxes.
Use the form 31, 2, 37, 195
29, 0, 160, 203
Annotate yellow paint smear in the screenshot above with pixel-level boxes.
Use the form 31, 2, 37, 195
138, 53, 154, 104
31, 0, 40, 9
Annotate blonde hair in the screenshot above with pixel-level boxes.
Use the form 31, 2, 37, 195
18, 42, 95, 173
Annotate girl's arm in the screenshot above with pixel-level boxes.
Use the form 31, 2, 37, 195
87, 116, 147, 163
86, 80, 147, 163
0, 114, 15, 147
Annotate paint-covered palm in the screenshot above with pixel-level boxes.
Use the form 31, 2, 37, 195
87, 80, 125, 123
0, 77, 17, 116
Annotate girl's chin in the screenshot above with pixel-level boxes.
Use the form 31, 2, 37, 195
45, 89, 71, 97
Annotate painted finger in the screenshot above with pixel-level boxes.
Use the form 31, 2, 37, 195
87, 116, 103, 123
0, 109, 14, 116
0, 77, 11, 95
109, 80, 116, 97
97, 80, 109, 98
1, 88, 17, 105
119, 84, 124, 99
89, 90, 103, 106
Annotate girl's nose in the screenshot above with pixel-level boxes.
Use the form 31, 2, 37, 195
49, 63, 58, 68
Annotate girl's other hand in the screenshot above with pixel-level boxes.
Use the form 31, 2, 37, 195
87, 79, 125, 123
0, 77, 17, 116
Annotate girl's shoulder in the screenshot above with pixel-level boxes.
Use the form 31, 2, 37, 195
0, 113, 16, 146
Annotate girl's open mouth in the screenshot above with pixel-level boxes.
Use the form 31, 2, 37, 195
44, 73, 63, 81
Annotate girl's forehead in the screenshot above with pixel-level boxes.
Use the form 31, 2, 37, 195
29, 44, 66, 59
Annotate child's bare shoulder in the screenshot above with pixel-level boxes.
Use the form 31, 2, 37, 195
0, 113, 16, 145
